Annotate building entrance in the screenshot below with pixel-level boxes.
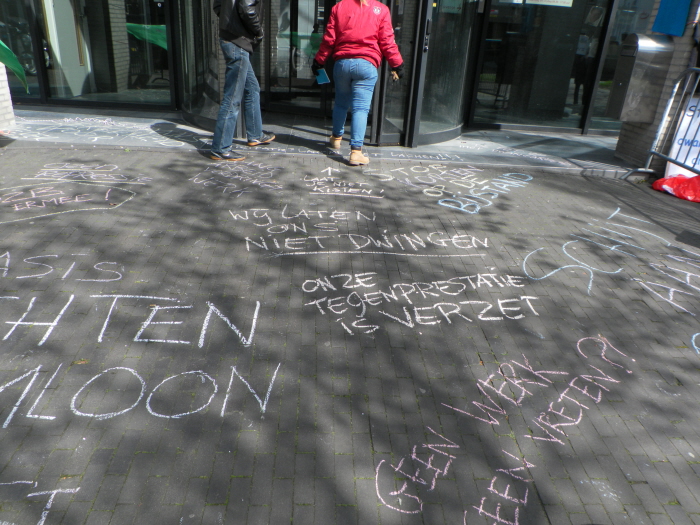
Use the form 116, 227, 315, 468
470, 0, 653, 132
2, 0, 656, 141
263, 0, 477, 146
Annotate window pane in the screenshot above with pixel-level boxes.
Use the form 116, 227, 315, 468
39, 0, 172, 104
382, 0, 413, 136
0, 0, 41, 98
589, 0, 653, 130
420, 0, 477, 134
474, 0, 610, 128
269, 0, 326, 110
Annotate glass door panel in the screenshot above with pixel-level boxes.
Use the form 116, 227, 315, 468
176, 0, 221, 127
419, 0, 477, 134
38, 0, 173, 104
473, 0, 611, 128
378, 0, 414, 140
0, 0, 41, 98
270, 0, 329, 110
378, 0, 476, 145
589, 0, 653, 130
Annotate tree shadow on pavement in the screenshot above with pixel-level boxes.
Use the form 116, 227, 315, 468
0, 152, 698, 524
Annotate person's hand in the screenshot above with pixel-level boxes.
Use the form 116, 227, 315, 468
391, 64, 404, 81
311, 59, 323, 76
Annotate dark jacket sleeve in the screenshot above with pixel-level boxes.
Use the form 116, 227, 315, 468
213, 0, 222, 16
236, 0, 264, 38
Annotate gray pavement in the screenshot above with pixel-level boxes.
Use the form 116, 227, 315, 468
3, 106, 633, 177
0, 107, 698, 525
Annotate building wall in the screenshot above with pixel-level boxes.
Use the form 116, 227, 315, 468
0, 66, 15, 130
615, 0, 700, 171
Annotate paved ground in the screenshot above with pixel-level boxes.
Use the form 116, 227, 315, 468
0, 108, 699, 525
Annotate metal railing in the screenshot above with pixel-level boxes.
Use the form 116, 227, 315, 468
623, 68, 700, 179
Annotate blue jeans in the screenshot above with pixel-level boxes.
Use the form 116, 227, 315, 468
211, 40, 263, 155
332, 59, 378, 149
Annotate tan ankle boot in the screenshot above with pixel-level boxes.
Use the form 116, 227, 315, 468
349, 149, 369, 166
328, 135, 342, 150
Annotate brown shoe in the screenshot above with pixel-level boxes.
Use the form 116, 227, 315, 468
329, 135, 342, 150
349, 149, 369, 166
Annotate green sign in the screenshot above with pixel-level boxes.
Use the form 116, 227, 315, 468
126, 24, 168, 50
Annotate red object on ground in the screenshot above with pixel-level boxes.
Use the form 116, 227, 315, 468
652, 175, 700, 203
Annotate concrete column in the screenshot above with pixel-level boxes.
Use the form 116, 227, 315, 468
615, 0, 700, 172
0, 66, 16, 130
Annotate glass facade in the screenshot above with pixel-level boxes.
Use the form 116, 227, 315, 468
175, 0, 220, 125
380, 0, 414, 137
475, 0, 611, 128
1, 0, 41, 98
419, 0, 477, 135
269, 0, 327, 110
473, 0, 651, 131
3, 0, 174, 104
589, 0, 653, 129
1, 0, 653, 140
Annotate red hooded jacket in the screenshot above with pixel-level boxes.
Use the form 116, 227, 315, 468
314, 0, 403, 69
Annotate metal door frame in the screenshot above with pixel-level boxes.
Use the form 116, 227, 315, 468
372, 0, 431, 147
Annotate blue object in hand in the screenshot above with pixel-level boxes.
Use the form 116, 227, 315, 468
316, 68, 330, 85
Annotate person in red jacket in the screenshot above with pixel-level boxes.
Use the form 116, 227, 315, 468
312, 0, 404, 166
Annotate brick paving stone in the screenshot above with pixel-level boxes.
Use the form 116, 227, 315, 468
93, 475, 126, 511
109, 504, 137, 525
545, 504, 574, 525
293, 503, 315, 524
85, 510, 114, 524
585, 503, 613, 524
201, 505, 226, 524
666, 504, 695, 525
633, 484, 666, 515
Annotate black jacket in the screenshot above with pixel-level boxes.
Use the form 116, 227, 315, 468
213, 0, 264, 53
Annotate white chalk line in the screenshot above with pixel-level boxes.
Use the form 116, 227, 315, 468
22, 179, 147, 185
27, 364, 62, 420
71, 367, 146, 420
146, 371, 218, 419
309, 192, 383, 199
0, 184, 137, 225
272, 251, 487, 258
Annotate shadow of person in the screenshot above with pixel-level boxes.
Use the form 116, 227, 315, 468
0, 131, 15, 148
150, 121, 212, 148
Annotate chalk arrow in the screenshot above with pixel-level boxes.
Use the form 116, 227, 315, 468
321, 167, 340, 176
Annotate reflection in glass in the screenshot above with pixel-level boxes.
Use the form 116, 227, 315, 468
474, 0, 611, 128
269, 0, 327, 110
589, 0, 652, 129
382, 0, 411, 136
38, 0, 172, 104
0, 0, 41, 98
420, 0, 476, 135
176, 0, 219, 124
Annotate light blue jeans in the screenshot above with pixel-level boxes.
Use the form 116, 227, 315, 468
211, 41, 263, 155
332, 58, 378, 149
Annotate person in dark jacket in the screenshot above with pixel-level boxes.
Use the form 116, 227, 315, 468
210, 0, 275, 161
312, 0, 403, 166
